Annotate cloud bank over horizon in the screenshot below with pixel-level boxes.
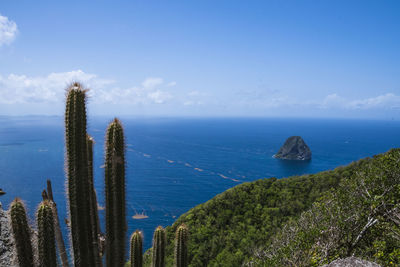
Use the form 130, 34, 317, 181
0, 69, 399, 118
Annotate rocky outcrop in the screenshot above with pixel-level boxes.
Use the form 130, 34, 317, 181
274, 136, 311, 160
321, 257, 381, 267
0, 202, 16, 266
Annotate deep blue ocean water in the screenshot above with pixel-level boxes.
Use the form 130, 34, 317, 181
0, 116, 399, 254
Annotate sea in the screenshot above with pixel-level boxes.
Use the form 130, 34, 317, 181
0, 116, 399, 253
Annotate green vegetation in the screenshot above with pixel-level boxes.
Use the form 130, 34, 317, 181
105, 118, 127, 267
37, 201, 57, 267
157, 153, 377, 266
10, 198, 34, 267
248, 149, 400, 266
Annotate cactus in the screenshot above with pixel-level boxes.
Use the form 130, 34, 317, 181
152, 226, 166, 267
87, 135, 102, 266
65, 83, 96, 267
37, 201, 57, 267
46, 180, 53, 201
46, 179, 70, 267
105, 118, 126, 267
9, 198, 34, 267
174, 224, 189, 267
130, 230, 143, 267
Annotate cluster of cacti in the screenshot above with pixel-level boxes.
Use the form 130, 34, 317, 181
127, 224, 189, 267
105, 118, 127, 267
8, 81, 190, 267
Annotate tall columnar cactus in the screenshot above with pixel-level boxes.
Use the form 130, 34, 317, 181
65, 83, 96, 267
130, 230, 143, 267
37, 201, 57, 267
46, 179, 70, 267
105, 118, 126, 267
9, 198, 34, 267
152, 226, 166, 267
87, 135, 102, 266
174, 224, 189, 267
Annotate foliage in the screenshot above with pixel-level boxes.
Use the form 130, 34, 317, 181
248, 149, 400, 266
157, 155, 372, 266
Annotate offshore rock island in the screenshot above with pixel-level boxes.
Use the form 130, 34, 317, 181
274, 136, 312, 160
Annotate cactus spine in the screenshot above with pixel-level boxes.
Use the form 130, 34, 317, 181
87, 135, 102, 266
9, 198, 34, 267
105, 118, 126, 267
174, 224, 189, 267
65, 83, 96, 267
37, 201, 57, 267
130, 230, 143, 267
152, 226, 166, 267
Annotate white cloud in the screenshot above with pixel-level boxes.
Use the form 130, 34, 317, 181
0, 15, 18, 47
183, 100, 203, 106
347, 93, 400, 109
320, 93, 400, 110
142, 77, 163, 89
0, 70, 113, 104
0, 70, 174, 106
94, 86, 145, 104
95, 77, 172, 104
167, 81, 177, 87
94, 87, 173, 105
320, 94, 347, 109
183, 101, 194, 106
179, 90, 210, 106
1, 69, 398, 116
147, 90, 172, 104
188, 90, 200, 96
263, 97, 293, 108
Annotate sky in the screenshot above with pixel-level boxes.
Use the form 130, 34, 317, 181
0, 0, 400, 119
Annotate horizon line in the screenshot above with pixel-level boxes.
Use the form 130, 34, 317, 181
0, 114, 398, 122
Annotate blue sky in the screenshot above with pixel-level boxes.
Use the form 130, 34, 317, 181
0, 0, 399, 119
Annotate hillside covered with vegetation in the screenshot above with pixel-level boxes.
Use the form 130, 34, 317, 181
247, 148, 400, 266
144, 149, 399, 266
